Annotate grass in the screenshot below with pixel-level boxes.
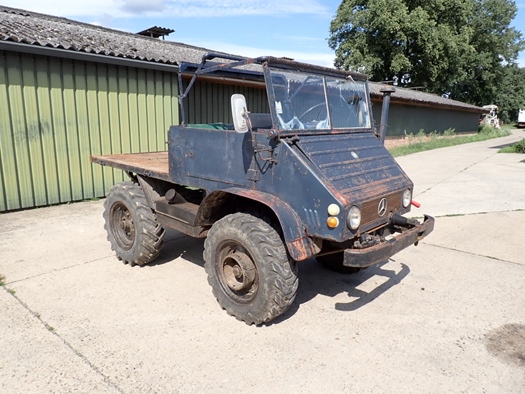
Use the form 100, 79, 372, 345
499, 138, 525, 153
0, 274, 15, 294
387, 126, 511, 157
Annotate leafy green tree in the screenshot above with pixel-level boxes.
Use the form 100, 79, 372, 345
329, 0, 524, 108
493, 65, 525, 123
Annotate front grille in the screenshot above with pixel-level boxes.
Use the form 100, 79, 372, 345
361, 192, 402, 226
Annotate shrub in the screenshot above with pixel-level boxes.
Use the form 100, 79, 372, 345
505, 139, 525, 153
479, 124, 497, 134
515, 139, 525, 153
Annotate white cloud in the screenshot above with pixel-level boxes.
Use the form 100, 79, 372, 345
178, 40, 335, 67
2, 1, 121, 17
3, 0, 329, 18
121, 0, 168, 13
159, 1, 330, 17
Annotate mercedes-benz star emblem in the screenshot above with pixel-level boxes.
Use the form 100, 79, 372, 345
378, 198, 387, 217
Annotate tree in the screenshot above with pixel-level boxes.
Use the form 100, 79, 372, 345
493, 65, 525, 123
328, 0, 524, 108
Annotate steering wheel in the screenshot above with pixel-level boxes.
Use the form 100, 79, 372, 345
298, 102, 327, 122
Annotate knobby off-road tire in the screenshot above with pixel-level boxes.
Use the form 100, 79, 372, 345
203, 213, 298, 325
317, 252, 362, 274
103, 182, 165, 266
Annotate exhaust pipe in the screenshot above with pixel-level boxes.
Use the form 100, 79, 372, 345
379, 87, 396, 144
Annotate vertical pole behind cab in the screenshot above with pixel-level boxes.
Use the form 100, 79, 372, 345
379, 87, 396, 144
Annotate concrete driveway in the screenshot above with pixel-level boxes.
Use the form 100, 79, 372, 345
2, 130, 525, 393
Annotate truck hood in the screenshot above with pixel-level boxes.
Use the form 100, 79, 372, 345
295, 132, 412, 209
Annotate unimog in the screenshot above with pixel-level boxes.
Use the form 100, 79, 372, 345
91, 53, 434, 325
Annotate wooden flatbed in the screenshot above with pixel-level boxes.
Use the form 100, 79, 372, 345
90, 152, 171, 182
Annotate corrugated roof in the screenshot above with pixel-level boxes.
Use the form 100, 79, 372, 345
0, 6, 213, 65
369, 82, 483, 112
0, 5, 484, 113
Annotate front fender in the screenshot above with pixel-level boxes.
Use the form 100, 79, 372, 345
199, 188, 315, 262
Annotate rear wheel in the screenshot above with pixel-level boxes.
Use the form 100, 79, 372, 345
103, 182, 165, 266
317, 252, 362, 274
204, 213, 298, 325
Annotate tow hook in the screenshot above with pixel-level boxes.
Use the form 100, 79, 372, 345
354, 233, 385, 249
390, 213, 420, 227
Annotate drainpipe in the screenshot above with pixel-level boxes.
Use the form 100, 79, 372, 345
379, 87, 396, 144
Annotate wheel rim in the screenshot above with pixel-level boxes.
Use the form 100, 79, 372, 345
110, 202, 135, 250
217, 241, 258, 303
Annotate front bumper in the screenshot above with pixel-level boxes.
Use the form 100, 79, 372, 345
343, 215, 435, 267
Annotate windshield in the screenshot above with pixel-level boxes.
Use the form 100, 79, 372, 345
268, 69, 371, 131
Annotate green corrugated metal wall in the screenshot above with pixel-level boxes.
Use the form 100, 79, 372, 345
371, 101, 480, 137
186, 79, 269, 124
0, 50, 178, 211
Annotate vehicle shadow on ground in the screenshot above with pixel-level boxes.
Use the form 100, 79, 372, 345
147, 229, 206, 267
147, 229, 411, 324
272, 258, 411, 324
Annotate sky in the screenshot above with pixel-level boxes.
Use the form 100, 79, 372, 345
4, 0, 525, 68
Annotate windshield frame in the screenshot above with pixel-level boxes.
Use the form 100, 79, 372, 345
177, 53, 374, 134
264, 65, 374, 136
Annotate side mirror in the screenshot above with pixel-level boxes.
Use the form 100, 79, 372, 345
231, 94, 249, 133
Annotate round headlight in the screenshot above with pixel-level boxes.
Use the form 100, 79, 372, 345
347, 206, 361, 230
402, 189, 412, 208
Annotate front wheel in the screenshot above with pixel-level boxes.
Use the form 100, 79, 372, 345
204, 213, 298, 325
103, 182, 165, 266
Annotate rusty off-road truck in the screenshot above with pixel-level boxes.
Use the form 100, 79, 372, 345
91, 53, 434, 325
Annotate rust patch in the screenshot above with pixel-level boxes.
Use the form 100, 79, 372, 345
485, 323, 525, 368
287, 238, 311, 262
